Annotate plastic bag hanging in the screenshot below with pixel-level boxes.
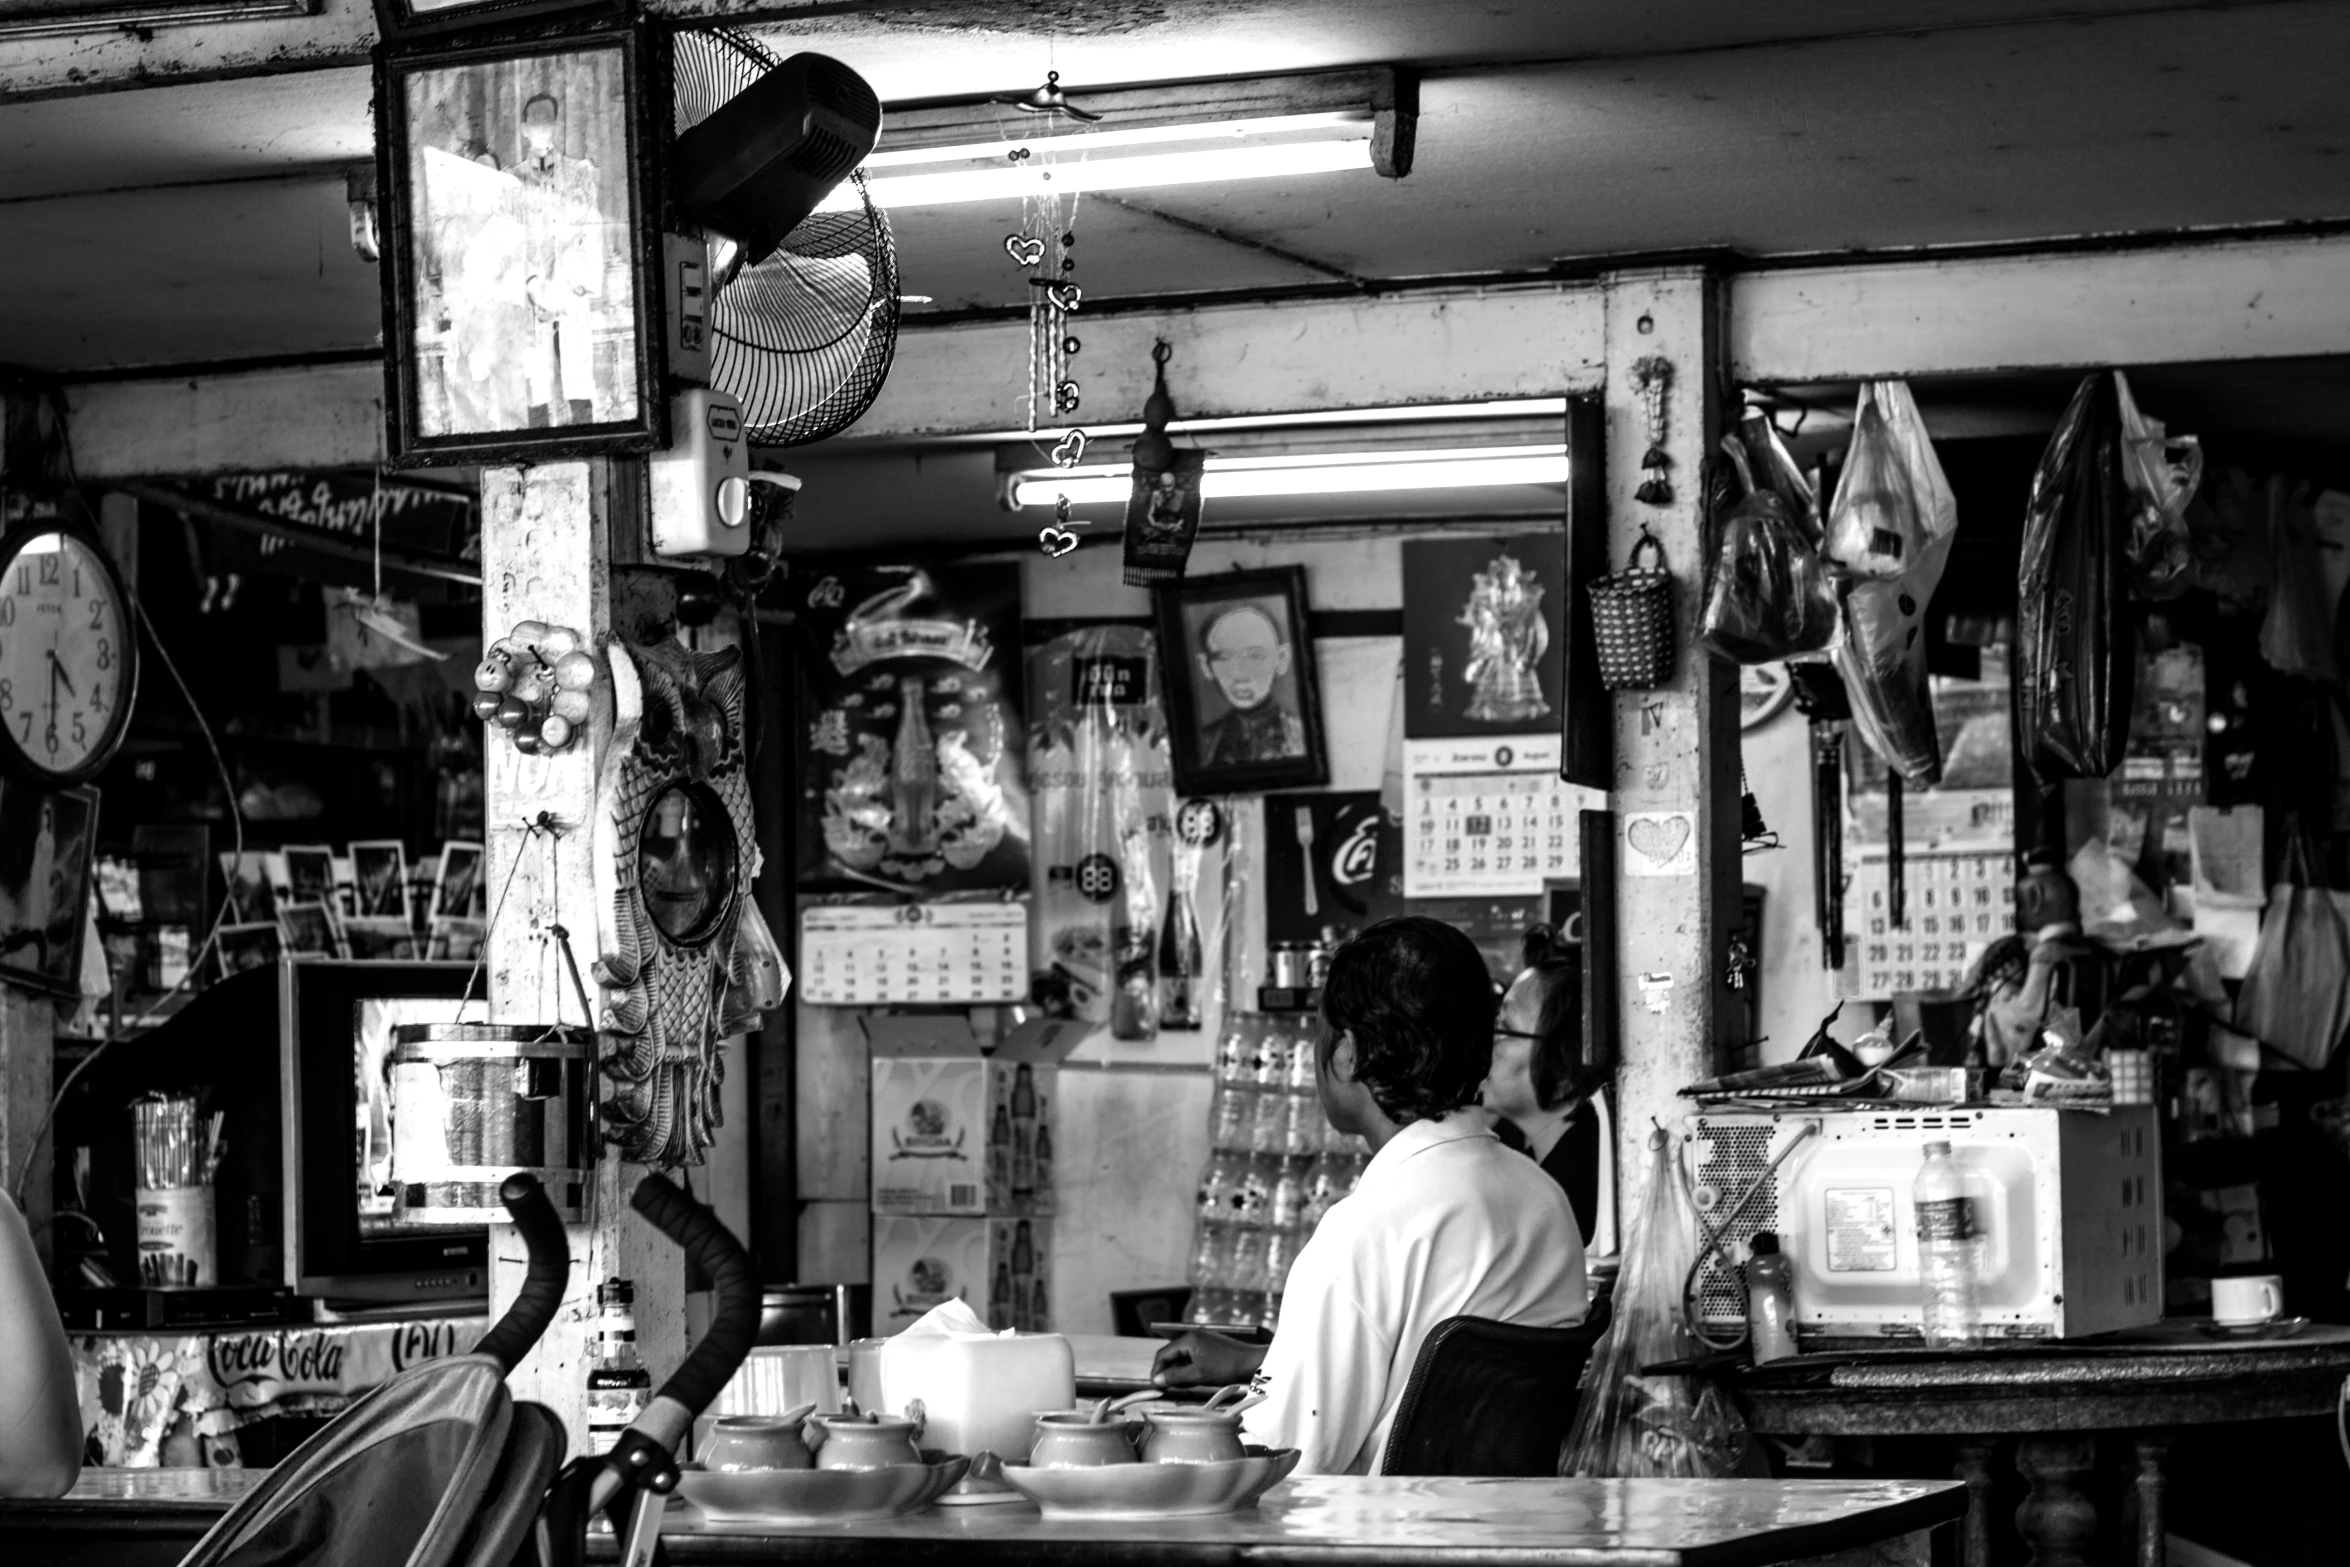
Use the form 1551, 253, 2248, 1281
2019, 372, 2135, 781
1559, 1128, 1758, 1479
1823, 385, 1942, 579
1828, 381, 1959, 785
1697, 433, 1838, 665
1027, 625, 1172, 1038
2112, 369, 2201, 602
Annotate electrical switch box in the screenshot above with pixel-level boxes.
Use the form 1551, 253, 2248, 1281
650, 388, 752, 558
663, 233, 713, 387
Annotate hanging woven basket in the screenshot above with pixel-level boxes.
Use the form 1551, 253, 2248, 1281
1587, 530, 1676, 690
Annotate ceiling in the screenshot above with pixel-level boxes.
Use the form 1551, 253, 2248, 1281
6, 0, 2350, 378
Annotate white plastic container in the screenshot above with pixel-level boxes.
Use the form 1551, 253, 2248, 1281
874, 1330, 1075, 1462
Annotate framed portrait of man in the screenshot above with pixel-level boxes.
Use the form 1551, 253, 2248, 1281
1153, 565, 1329, 797
375, 20, 665, 466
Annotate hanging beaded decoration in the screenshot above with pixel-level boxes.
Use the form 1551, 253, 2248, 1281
1631, 353, 1675, 505
995, 71, 1097, 558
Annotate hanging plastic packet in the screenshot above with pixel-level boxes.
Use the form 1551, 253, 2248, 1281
1559, 1129, 1757, 1479
1827, 381, 1959, 784
1697, 432, 1838, 665
1027, 625, 1174, 1037
2112, 370, 2201, 602
2019, 372, 2135, 780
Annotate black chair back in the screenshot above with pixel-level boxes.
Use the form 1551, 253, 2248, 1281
1379, 1300, 1613, 1477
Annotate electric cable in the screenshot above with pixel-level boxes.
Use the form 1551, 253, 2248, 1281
1681, 1119, 1823, 1352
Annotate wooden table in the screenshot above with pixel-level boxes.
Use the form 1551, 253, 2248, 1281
3, 1469, 1962, 1567
1721, 1322, 2350, 1567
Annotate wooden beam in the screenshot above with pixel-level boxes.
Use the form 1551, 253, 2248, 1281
478, 460, 685, 1449
65, 363, 382, 481
1600, 266, 1736, 1227
851, 285, 1606, 440
1730, 232, 2350, 384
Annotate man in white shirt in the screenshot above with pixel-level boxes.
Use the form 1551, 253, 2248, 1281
1155, 916, 1587, 1475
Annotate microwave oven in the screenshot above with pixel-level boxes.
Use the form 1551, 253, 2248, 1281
1686, 1105, 2163, 1344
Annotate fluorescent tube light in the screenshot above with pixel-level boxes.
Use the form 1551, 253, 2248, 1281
1010, 444, 1570, 507
822, 111, 1376, 212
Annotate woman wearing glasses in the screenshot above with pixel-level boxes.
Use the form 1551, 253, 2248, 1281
1482, 924, 1605, 1246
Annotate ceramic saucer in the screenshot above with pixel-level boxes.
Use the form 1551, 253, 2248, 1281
1000, 1448, 1300, 1519
672, 1454, 969, 1525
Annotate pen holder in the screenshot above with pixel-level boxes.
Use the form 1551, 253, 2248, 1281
131, 1094, 217, 1287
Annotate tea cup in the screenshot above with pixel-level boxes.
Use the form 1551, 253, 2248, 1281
1136, 1407, 1247, 1465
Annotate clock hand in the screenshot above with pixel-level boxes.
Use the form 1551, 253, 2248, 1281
47, 650, 75, 699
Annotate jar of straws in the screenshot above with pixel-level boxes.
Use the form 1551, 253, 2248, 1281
132, 1094, 223, 1287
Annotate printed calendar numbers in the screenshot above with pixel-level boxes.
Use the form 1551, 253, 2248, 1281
1401, 735, 1601, 898
800, 901, 1029, 1005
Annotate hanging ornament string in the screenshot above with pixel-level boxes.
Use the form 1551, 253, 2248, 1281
457, 810, 553, 1024
991, 74, 1099, 557
1632, 354, 1675, 506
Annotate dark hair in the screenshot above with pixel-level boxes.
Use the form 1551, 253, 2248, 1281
521, 93, 561, 123
1518, 923, 1603, 1110
1319, 916, 1497, 1124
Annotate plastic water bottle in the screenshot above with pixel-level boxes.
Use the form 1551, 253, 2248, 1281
1913, 1140, 1983, 1350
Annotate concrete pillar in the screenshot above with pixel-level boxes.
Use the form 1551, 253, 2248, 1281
479, 460, 684, 1442
1600, 268, 1738, 1222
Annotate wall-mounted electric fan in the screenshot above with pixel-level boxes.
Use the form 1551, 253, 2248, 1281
671, 30, 899, 446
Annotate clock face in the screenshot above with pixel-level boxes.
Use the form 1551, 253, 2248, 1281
0, 530, 134, 782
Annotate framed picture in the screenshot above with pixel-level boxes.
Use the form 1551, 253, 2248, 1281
373, 0, 620, 45
218, 851, 281, 924
0, 782, 98, 996
277, 901, 345, 959
344, 918, 422, 962
281, 844, 337, 906
428, 916, 487, 962
349, 841, 411, 922
1153, 566, 1329, 797
433, 841, 484, 919
375, 21, 664, 467
215, 921, 285, 980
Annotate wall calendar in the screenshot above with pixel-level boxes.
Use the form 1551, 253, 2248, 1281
1401, 734, 1601, 898
799, 901, 1030, 1006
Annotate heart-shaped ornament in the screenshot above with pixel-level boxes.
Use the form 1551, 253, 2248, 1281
1050, 429, 1088, 467
1627, 813, 1692, 866
1038, 526, 1080, 559
1003, 234, 1045, 268
1048, 283, 1083, 313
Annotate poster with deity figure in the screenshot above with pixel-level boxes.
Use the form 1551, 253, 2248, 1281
1400, 533, 1567, 739
794, 563, 1030, 894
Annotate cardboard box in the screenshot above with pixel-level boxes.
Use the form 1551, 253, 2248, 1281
871, 1214, 1054, 1335
866, 1015, 1083, 1216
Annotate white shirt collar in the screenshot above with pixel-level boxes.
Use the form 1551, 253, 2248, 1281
1360, 1107, 1496, 1181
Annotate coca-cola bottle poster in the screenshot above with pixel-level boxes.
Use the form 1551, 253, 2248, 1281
795, 563, 1029, 892
1261, 790, 1401, 949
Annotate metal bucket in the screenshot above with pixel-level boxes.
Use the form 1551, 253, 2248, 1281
388, 1023, 594, 1226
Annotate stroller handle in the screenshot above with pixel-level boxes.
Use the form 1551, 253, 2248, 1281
474, 1172, 572, 1373
629, 1172, 760, 1424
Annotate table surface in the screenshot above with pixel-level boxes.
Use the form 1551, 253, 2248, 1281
7, 1469, 1962, 1566
1726, 1319, 2350, 1436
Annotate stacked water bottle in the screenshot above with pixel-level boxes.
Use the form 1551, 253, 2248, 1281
1187, 1012, 1369, 1330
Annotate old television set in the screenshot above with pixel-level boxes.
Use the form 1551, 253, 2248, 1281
58, 958, 484, 1310
281, 959, 485, 1305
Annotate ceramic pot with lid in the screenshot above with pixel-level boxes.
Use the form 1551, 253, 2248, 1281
1136, 1407, 1247, 1465
701, 1413, 818, 1472
806, 1409, 926, 1471
1027, 1411, 1141, 1469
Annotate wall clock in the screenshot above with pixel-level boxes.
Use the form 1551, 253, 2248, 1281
0, 521, 138, 786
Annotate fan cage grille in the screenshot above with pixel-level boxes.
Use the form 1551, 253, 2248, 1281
671, 28, 900, 447
1691, 1125, 1780, 1325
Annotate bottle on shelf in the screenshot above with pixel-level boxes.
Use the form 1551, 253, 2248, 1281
585, 1278, 651, 1457
1210, 1082, 1253, 1151
1009, 1064, 1038, 1198
1743, 1230, 1799, 1364
1913, 1141, 1983, 1350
